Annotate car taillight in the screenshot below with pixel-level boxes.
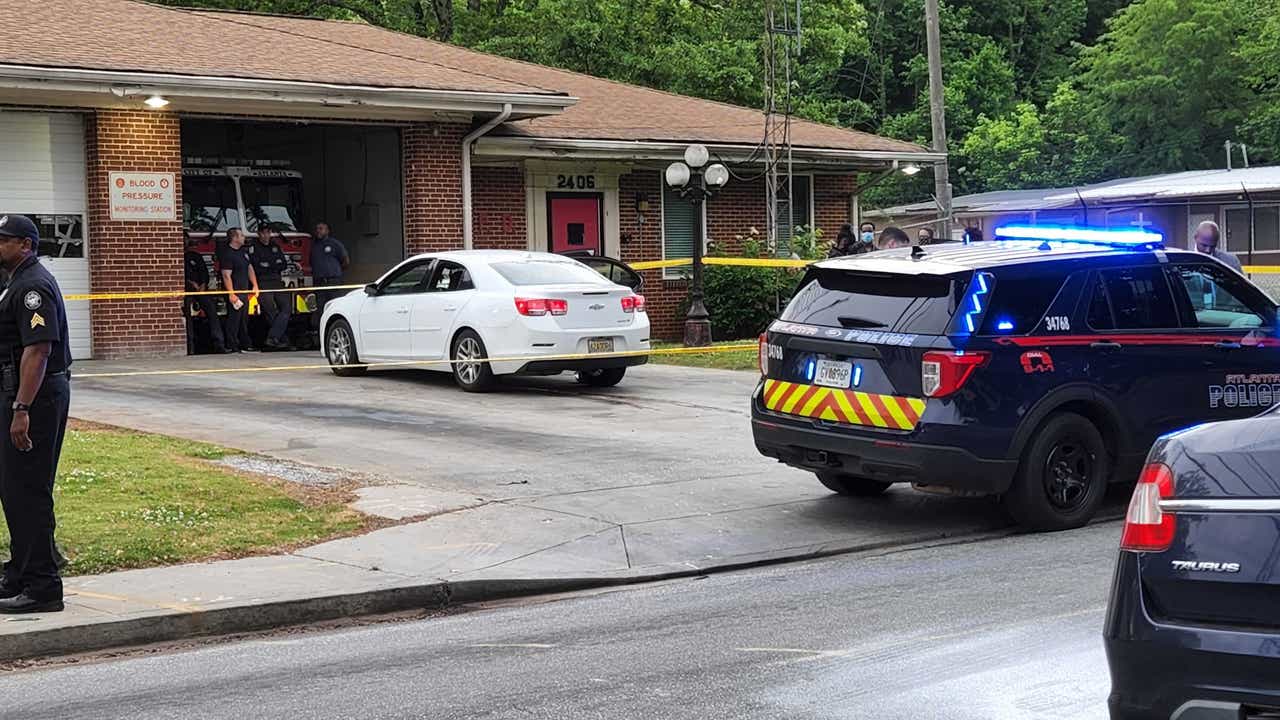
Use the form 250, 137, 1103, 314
920, 351, 989, 397
758, 333, 768, 376
1120, 462, 1176, 552
514, 298, 568, 316
621, 294, 646, 313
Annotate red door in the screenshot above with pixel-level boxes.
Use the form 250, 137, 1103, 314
548, 193, 603, 254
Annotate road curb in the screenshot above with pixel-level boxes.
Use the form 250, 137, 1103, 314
0, 525, 1040, 664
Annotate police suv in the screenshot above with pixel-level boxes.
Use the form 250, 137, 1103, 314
751, 226, 1280, 531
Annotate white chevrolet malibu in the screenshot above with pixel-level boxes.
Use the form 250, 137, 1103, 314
319, 250, 650, 392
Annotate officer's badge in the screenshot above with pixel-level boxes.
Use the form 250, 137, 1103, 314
29, 312, 44, 330
23, 291, 41, 310
324, 246, 332, 253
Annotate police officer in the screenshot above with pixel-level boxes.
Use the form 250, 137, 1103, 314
247, 228, 293, 351
217, 228, 257, 353
184, 232, 227, 354
310, 222, 349, 333
0, 214, 71, 614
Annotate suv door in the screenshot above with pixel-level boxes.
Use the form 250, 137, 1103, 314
1165, 261, 1280, 421
360, 259, 435, 359
409, 260, 476, 359
1085, 265, 1201, 455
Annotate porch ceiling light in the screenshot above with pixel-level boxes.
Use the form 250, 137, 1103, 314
665, 161, 691, 188
144, 95, 170, 109
900, 163, 921, 176
683, 144, 710, 169
704, 163, 730, 188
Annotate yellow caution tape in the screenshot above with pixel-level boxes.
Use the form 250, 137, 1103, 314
630, 257, 812, 271
74, 343, 759, 380
1244, 266, 1280, 274
63, 284, 364, 302
629, 259, 695, 271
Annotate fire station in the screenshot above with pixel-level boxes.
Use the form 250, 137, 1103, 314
1, 0, 940, 359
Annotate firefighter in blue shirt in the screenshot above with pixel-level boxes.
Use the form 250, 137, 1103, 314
0, 214, 72, 614
310, 222, 350, 334
247, 228, 294, 351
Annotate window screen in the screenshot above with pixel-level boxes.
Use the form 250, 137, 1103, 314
774, 175, 812, 258
662, 184, 697, 278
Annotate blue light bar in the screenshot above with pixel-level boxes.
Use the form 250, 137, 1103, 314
805, 359, 816, 382
994, 224, 1164, 247
956, 271, 992, 335
852, 365, 863, 388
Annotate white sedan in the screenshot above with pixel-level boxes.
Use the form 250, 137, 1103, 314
319, 250, 651, 391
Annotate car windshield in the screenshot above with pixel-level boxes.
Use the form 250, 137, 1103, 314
240, 176, 303, 233
781, 267, 960, 334
183, 176, 241, 232
491, 260, 611, 286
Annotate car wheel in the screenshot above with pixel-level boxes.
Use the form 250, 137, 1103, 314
452, 329, 496, 392
1003, 412, 1109, 532
815, 471, 892, 497
575, 367, 626, 387
325, 319, 366, 377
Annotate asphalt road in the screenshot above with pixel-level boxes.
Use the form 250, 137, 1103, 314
0, 522, 1120, 720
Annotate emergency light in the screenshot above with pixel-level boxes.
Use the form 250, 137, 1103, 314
994, 224, 1164, 249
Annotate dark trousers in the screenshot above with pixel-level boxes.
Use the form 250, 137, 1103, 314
311, 277, 344, 331
184, 294, 225, 354
223, 298, 248, 352
257, 279, 293, 346
1, 374, 70, 601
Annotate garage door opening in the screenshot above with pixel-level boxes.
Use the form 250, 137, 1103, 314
180, 119, 404, 286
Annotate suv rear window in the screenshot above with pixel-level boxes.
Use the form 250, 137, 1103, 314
491, 261, 610, 286
781, 268, 959, 334
978, 272, 1069, 335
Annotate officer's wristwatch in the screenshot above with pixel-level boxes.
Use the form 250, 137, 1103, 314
11, 402, 29, 413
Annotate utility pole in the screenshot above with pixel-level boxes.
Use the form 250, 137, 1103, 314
924, 0, 952, 240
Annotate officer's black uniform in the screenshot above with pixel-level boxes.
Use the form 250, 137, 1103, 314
216, 241, 252, 353
0, 215, 71, 612
247, 235, 293, 350
184, 246, 226, 354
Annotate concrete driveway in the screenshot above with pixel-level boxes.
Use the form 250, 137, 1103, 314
69, 353, 1029, 578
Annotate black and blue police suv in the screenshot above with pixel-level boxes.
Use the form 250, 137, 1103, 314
751, 225, 1280, 531
1105, 406, 1280, 719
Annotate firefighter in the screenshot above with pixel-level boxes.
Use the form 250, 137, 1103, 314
184, 231, 227, 354
217, 228, 257, 353
310, 222, 350, 334
247, 228, 294, 351
0, 214, 71, 613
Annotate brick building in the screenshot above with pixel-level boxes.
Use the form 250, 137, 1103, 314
0, 0, 940, 358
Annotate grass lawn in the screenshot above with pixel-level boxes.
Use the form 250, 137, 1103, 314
651, 340, 759, 372
0, 423, 370, 576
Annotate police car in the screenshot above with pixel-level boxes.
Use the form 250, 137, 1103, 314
751, 226, 1280, 531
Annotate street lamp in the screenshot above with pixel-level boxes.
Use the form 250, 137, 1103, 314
664, 144, 729, 347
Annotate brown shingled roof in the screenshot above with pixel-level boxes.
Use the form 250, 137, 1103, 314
3, 0, 926, 155
0, 0, 556, 95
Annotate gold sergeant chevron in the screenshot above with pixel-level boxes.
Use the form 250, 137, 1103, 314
762, 379, 927, 431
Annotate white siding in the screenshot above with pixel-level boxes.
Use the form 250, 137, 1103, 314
0, 112, 90, 359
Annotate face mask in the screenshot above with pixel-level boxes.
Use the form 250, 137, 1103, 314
860, 232, 874, 243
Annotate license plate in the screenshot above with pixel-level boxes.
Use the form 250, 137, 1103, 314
588, 338, 614, 354
814, 359, 853, 388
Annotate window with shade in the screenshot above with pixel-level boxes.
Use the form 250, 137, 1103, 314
662, 183, 699, 279
774, 175, 812, 257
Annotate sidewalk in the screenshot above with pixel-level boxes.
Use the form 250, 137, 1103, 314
1, 358, 1016, 661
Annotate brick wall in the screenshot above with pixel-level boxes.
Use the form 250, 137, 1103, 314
706, 177, 769, 255
471, 165, 527, 250
617, 170, 682, 338
85, 110, 185, 359
814, 174, 855, 242
403, 123, 467, 255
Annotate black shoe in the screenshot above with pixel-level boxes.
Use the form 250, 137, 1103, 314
0, 579, 21, 600
220, 347, 236, 354
0, 592, 64, 614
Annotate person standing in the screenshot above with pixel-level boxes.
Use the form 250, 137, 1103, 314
828, 223, 857, 258
0, 214, 72, 614
1193, 220, 1243, 273
217, 228, 257, 353
310, 222, 350, 334
183, 232, 227, 354
247, 228, 293, 351
879, 226, 912, 249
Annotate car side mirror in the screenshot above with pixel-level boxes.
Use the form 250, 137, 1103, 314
364, 283, 378, 297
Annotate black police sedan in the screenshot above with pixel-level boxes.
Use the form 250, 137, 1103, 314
751, 226, 1280, 530
1105, 405, 1280, 719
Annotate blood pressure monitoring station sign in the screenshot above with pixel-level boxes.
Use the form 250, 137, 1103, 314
108, 172, 177, 221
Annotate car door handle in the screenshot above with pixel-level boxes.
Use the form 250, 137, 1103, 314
1090, 341, 1122, 351
395, 308, 410, 315
1213, 340, 1242, 349
443, 305, 458, 312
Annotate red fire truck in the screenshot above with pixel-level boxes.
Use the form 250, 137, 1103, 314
181, 159, 313, 288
